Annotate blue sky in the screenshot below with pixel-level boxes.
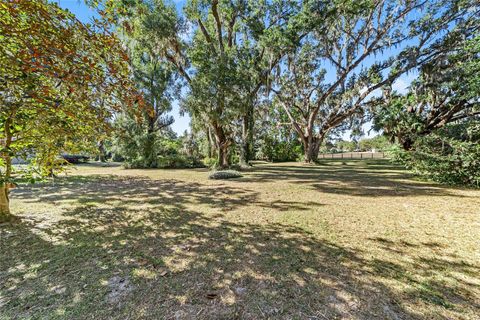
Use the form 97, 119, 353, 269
54, 0, 413, 140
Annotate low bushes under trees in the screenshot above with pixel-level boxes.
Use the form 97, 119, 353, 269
389, 121, 480, 187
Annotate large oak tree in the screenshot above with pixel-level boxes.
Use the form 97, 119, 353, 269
109, 0, 301, 167
273, 0, 479, 162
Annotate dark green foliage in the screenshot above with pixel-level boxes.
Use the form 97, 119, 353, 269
156, 154, 202, 169
110, 114, 160, 168
389, 121, 480, 187
111, 118, 204, 169
256, 136, 303, 162
157, 135, 204, 169
254, 101, 303, 162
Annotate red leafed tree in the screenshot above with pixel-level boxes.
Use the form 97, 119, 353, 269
0, 0, 143, 221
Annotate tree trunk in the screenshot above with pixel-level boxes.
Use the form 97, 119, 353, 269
143, 117, 157, 168
400, 136, 414, 151
210, 128, 217, 158
144, 133, 157, 167
212, 123, 231, 168
97, 140, 107, 162
239, 107, 254, 167
206, 127, 213, 158
303, 136, 321, 163
218, 143, 229, 168
312, 138, 321, 160
0, 184, 12, 223
1, 116, 14, 222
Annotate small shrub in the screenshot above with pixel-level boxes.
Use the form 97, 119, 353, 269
208, 170, 243, 180
157, 154, 188, 168
157, 154, 204, 169
388, 121, 480, 187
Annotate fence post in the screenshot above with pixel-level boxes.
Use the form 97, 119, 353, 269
361, 153, 363, 159
371, 153, 373, 159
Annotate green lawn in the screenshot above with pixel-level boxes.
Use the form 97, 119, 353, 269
1, 160, 479, 319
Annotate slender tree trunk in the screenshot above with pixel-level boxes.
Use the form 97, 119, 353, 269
239, 106, 254, 167
144, 116, 157, 168
0, 158, 12, 222
144, 133, 156, 167
206, 127, 213, 158
239, 117, 249, 167
209, 127, 217, 158
1, 116, 14, 222
97, 140, 106, 162
0, 184, 11, 222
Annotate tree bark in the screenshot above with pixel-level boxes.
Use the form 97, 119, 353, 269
303, 136, 321, 163
0, 116, 14, 222
206, 127, 213, 158
97, 140, 107, 162
0, 184, 11, 223
302, 132, 327, 163
218, 143, 229, 168
212, 123, 231, 168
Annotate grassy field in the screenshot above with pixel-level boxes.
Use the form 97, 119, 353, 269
1, 160, 479, 319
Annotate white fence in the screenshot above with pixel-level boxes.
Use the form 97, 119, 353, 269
319, 152, 386, 159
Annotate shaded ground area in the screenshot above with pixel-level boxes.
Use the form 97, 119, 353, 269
1, 160, 479, 319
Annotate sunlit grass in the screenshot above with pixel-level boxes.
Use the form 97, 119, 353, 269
1, 160, 479, 319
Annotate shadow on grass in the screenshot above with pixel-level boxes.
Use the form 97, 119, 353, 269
12, 175, 259, 212
2, 175, 479, 319
13, 174, 328, 213
243, 160, 468, 198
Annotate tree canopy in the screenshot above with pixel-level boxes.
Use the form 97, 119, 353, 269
374, 35, 480, 150
0, 0, 141, 220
